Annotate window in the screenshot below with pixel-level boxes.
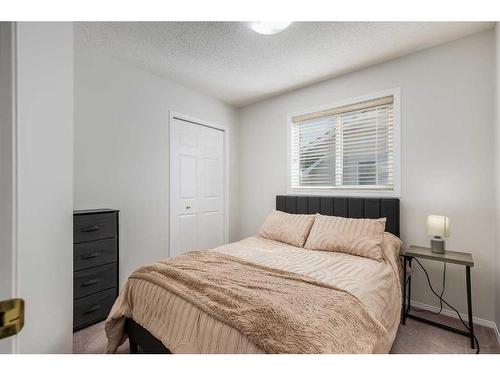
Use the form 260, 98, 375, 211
289, 91, 400, 196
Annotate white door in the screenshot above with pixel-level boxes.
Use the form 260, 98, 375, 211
1, 22, 74, 353
170, 117, 224, 257
0, 22, 16, 354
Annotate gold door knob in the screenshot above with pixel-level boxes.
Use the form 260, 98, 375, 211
0, 298, 25, 339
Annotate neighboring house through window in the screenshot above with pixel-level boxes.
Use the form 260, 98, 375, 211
288, 89, 400, 197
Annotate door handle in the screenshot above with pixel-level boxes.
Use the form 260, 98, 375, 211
0, 298, 25, 340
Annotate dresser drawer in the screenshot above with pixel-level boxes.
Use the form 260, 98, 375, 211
74, 212, 117, 243
74, 288, 117, 330
74, 237, 117, 271
74, 263, 117, 299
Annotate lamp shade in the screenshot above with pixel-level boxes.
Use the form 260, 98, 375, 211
426, 215, 449, 238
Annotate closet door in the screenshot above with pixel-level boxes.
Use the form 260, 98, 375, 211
170, 118, 224, 258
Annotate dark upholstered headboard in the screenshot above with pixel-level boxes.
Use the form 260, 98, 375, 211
276, 195, 400, 237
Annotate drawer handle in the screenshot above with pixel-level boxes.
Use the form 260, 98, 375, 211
80, 225, 100, 232
83, 304, 101, 315
82, 278, 100, 287
81, 251, 102, 260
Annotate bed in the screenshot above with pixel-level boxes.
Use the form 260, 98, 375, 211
105, 195, 401, 354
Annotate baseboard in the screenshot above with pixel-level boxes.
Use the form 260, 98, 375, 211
409, 300, 500, 344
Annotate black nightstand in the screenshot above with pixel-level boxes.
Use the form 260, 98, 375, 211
401, 245, 475, 349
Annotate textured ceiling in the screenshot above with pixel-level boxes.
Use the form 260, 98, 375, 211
75, 22, 494, 107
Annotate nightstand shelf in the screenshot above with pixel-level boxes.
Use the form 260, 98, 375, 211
401, 245, 475, 349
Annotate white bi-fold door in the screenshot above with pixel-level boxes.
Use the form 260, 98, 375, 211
169, 117, 225, 258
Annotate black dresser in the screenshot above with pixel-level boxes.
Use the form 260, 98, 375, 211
73, 209, 119, 331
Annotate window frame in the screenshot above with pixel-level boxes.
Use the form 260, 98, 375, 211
286, 88, 401, 197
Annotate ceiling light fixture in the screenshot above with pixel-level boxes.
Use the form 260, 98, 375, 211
249, 22, 292, 35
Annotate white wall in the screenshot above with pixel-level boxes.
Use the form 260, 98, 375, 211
238, 30, 496, 321
15, 22, 74, 353
74, 49, 239, 288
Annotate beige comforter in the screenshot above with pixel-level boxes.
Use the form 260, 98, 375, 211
106, 233, 402, 354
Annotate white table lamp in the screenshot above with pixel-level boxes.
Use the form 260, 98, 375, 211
427, 215, 449, 253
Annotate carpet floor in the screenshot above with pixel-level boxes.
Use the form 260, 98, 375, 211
73, 309, 500, 354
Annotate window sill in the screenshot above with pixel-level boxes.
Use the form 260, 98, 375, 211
286, 187, 401, 198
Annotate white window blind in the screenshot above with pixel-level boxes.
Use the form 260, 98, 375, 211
290, 95, 394, 190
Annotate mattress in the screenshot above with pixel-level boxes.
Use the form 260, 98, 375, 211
106, 233, 402, 353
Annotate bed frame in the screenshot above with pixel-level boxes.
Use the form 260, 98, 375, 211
275, 195, 400, 237
124, 195, 400, 353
